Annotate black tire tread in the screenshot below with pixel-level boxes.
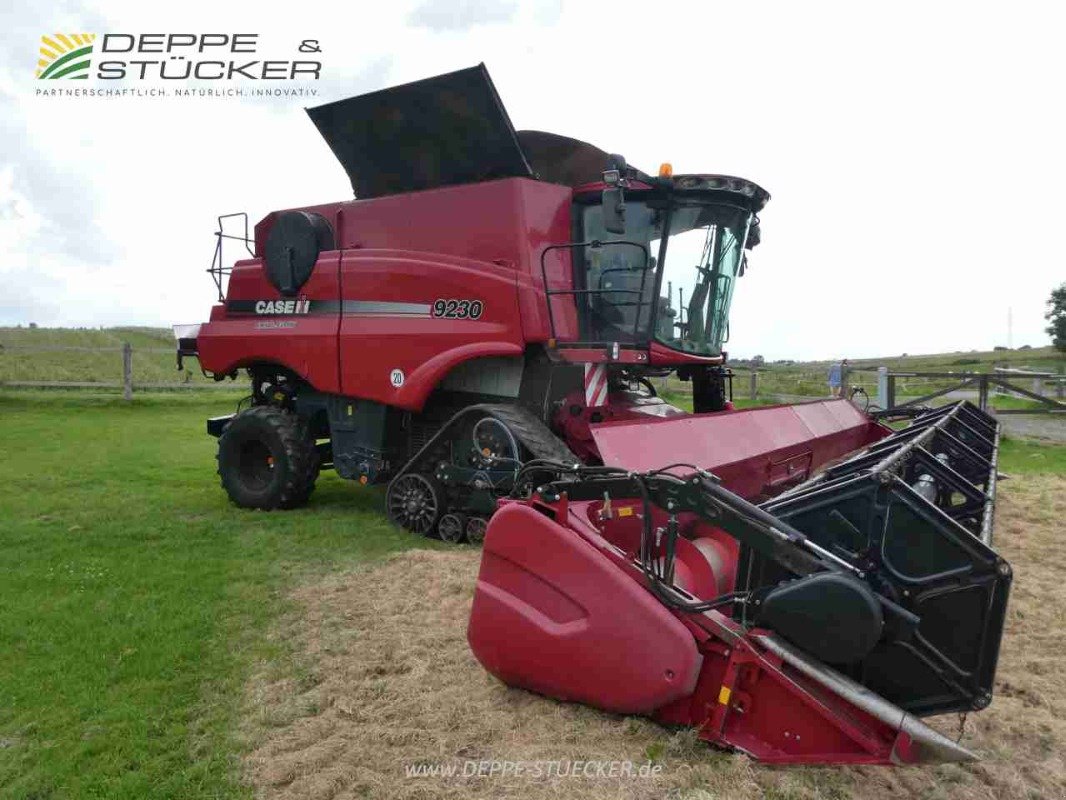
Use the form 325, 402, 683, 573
217, 405, 319, 510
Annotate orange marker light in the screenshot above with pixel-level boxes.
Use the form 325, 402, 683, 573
659, 162, 673, 177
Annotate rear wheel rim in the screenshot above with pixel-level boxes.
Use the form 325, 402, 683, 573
387, 474, 440, 536
438, 513, 465, 543
237, 439, 275, 491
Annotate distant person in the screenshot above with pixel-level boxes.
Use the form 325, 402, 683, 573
828, 358, 848, 398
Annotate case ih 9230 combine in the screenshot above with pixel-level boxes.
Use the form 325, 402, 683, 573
178, 65, 1011, 765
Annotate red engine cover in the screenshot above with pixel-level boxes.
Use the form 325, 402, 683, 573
467, 503, 702, 714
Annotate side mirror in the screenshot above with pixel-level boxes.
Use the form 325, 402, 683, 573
603, 185, 626, 234
745, 220, 761, 249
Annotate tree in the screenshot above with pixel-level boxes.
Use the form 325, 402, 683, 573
1047, 283, 1066, 352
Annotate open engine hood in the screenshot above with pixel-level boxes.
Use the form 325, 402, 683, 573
307, 64, 638, 198
307, 64, 533, 198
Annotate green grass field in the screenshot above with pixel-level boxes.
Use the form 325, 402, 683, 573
0, 361, 1064, 796
0, 391, 445, 799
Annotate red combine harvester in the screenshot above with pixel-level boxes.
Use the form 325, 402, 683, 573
179, 65, 1010, 765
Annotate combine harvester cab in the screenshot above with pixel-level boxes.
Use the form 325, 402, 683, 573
468, 400, 1011, 764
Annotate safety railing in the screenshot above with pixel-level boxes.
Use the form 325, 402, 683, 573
538, 240, 656, 349
208, 212, 255, 302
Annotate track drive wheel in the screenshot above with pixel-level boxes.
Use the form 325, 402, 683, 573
217, 405, 319, 510
437, 512, 466, 544
386, 473, 443, 536
465, 516, 488, 545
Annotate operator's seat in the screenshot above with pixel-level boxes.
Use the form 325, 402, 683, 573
593, 265, 657, 342
685, 274, 712, 342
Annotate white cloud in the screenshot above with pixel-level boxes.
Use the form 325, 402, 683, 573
408, 0, 519, 31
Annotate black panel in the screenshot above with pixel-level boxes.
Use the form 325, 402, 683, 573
755, 573, 884, 665
264, 211, 334, 296
325, 396, 390, 482
735, 402, 1010, 716
306, 64, 533, 198
754, 472, 1010, 715
882, 497, 974, 580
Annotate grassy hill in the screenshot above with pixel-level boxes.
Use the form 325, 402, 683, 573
847, 347, 1064, 372
0, 326, 228, 387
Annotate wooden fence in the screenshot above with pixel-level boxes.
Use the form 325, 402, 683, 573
3, 343, 1064, 414
874, 367, 1065, 414
0, 343, 246, 398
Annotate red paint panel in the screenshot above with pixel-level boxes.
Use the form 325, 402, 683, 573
467, 503, 703, 714
514, 178, 578, 341
589, 400, 887, 499
554, 348, 651, 364
336, 250, 524, 409
471, 499, 908, 763
255, 178, 575, 343
648, 340, 725, 366
197, 255, 342, 393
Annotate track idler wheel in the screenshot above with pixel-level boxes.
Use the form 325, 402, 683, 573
465, 516, 488, 545
437, 512, 466, 544
386, 473, 443, 536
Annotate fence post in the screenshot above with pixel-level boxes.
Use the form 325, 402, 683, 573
877, 367, 888, 409
977, 374, 989, 411
1059, 365, 1065, 400
122, 342, 133, 401
749, 371, 758, 401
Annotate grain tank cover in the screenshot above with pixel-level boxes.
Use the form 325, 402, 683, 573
515, 130, 650, 188
306, 63, 533, 198
515, 130, 615, 188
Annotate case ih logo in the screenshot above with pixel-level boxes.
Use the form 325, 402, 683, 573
255, 299, 311, 315
37, 34, 96, 80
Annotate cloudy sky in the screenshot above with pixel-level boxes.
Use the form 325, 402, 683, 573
1, 1, 1062, 360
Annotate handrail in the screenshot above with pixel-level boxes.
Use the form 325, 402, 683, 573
538, 240, 655, 349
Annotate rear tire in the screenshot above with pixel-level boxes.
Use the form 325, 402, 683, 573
217, 405, 319, 510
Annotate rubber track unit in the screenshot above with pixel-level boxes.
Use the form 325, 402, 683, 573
390, 403, 578, 486
217, 405, 320, 510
